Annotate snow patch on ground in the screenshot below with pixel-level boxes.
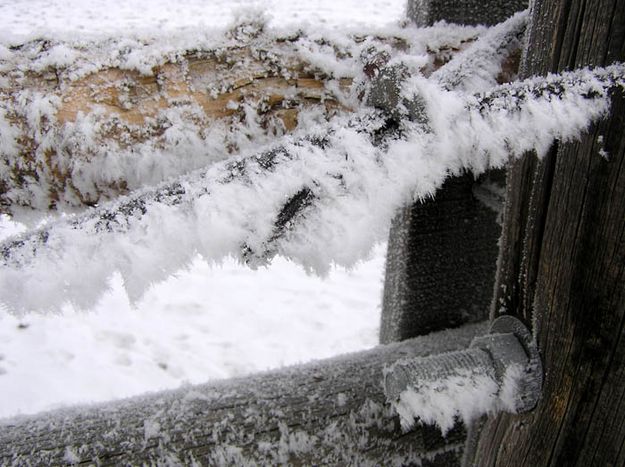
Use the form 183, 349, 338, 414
0, 0, 406, 43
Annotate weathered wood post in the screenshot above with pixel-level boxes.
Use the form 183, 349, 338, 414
380, 0, 527, 343
469, 0, 625, 464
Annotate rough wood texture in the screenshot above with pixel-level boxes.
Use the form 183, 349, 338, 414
0, 323, 487, 466
472, 0, 625, 465
380, 0, 521, 342
380, 171, 503, 343
58, 63, 350, 126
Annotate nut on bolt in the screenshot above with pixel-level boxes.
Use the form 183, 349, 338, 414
384, 315, 543, 427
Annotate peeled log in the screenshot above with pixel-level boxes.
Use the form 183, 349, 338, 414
0, 32, 358, 212
56, 59, 352, 126
0, 19, 490, 213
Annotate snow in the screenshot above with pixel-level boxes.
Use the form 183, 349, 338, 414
0, 0, 406, 42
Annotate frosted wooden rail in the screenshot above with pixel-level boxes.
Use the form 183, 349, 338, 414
0, 323, 486, 466
2, 64, 621, 261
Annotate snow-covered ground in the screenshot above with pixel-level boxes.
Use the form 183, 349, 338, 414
0, 0, 405, 41
0, 0, 405, 419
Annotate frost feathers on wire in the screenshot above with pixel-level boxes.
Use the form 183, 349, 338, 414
1, 62, 623, 314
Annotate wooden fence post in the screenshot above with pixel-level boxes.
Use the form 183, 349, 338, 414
380, 172, 504, 342
380, 0, 527, 343
470, 0, 625, 464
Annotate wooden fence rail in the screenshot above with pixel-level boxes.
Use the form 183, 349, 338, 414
0, 323, 487, 466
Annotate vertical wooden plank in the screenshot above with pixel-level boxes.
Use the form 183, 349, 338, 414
473, 0, 625, 465
380, 172, 503, 343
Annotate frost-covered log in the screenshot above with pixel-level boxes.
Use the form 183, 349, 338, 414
0, 15, 486, 213
0, 322, 487, 466
0, 64, 623, 313
0, 19, 351, 212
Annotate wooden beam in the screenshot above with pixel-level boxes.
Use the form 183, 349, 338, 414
0, 34, 355, 212
470, 0, 625, 464
380, 171, 503, 342
0, 322, 487, 466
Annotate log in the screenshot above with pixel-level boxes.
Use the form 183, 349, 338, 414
0, 26, 355, 212
0, 322, 487, 466
470, 0, 625, 464
0, 20, 479, 213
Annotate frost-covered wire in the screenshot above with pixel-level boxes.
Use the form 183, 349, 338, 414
1, 63, 623, 314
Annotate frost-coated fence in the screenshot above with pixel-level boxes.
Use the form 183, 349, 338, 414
1, 4, 625, 465
1, 62, 623, 312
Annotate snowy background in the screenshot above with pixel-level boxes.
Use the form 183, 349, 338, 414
0, 0, 405, 41
0, 0, 407, 419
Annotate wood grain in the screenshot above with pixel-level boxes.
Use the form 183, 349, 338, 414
472, 0, 625, 465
